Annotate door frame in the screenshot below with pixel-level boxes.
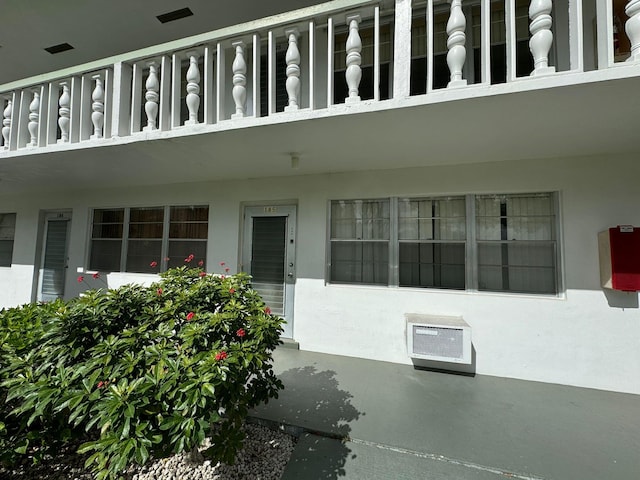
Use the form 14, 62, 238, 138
241, 204, 297, 338
35, 210, 72, 302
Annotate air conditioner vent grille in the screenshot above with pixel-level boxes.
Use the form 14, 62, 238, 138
406, 314, 472, 364
412, 325, 464, 359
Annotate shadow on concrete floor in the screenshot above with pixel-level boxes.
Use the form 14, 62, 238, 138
270, 366, 362, 480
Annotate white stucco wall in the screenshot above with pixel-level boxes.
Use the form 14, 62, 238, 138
0, 206, 41, 307
1, 153, 639, 394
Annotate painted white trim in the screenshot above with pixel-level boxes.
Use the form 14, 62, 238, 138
3, 61, 638, 161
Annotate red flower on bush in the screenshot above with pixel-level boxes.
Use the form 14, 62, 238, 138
198, 260, 204, 267
157, 288, 163, 296
150, 261, 158, 268
220, 275, 226, 280
264, 306, 271, 315
215, 351, 228, 361
77, 275, 84, 283
184, 254, 195, 263
97, 381, 108, 389
199, 271, 206, 277
225, 267, 230, 273
92, 272, 100, 279
220, 262, 226, 266
236, 328, 245, 338
229, 288, 236, 294
186, 312, 195, 321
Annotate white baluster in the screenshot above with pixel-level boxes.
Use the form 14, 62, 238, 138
285, 28, 301, 112
446, 0, 467, 87
626, 0, 640, 61
144, 62, 159, 130
185, 54, 200, 125
345, 14, 362, 103
27, 91, 40, 147
91, 74, 104, 139
2, 100, 11, 149
58, 83, 70, 143
231, 41, 247, 118
529, 0, 555, 75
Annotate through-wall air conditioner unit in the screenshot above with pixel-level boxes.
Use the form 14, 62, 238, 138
406, 314, 472, 364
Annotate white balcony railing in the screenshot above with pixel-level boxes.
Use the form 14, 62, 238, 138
1, 0, 639, 154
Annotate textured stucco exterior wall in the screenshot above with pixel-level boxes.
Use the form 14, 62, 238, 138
1, 153, 639, 394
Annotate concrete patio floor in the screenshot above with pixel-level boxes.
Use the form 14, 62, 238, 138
250, 348, 640, 480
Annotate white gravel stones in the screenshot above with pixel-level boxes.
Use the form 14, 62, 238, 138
127, 423, 295, 480
0, 423, 296, 480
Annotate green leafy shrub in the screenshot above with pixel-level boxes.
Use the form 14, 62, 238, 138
0, 267, 284, 479
0, 299, 68, 465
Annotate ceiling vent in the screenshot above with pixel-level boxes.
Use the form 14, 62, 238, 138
157, 7, 194, 24
406, 314, 472, 364
44, 43, 74, 54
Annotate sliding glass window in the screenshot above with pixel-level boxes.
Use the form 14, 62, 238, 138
0, 213, 16, 267
476, 193, 557, 294
330, 199, 390, 285
398, 197, 466, 289
328, 193, 559, 295
89, 205, 209, 273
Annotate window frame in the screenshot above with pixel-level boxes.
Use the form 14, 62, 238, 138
397, 196, 468, 290
473, 192, 560, 294
125, 206, 165, 273
328, 198, 391, 286
0, 213, 16, 268
327, 192, 562, 295
88, 205, 209, 273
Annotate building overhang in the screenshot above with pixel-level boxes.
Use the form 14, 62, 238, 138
0, 71, 637, 195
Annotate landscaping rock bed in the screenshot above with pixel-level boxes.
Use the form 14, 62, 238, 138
0, 423, 296, 480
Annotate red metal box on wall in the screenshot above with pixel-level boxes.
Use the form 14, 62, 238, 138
598, 226, 640, 291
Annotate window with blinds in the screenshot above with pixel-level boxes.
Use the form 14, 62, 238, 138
0, 213, 16, 267
89, 205, 208, 273
476, 193, 557, 294
328, 193, 560, 295
330, 199, 390, 285
399, 197, 466, 289
167, 206, 208, 270
127, 207, 164, 273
